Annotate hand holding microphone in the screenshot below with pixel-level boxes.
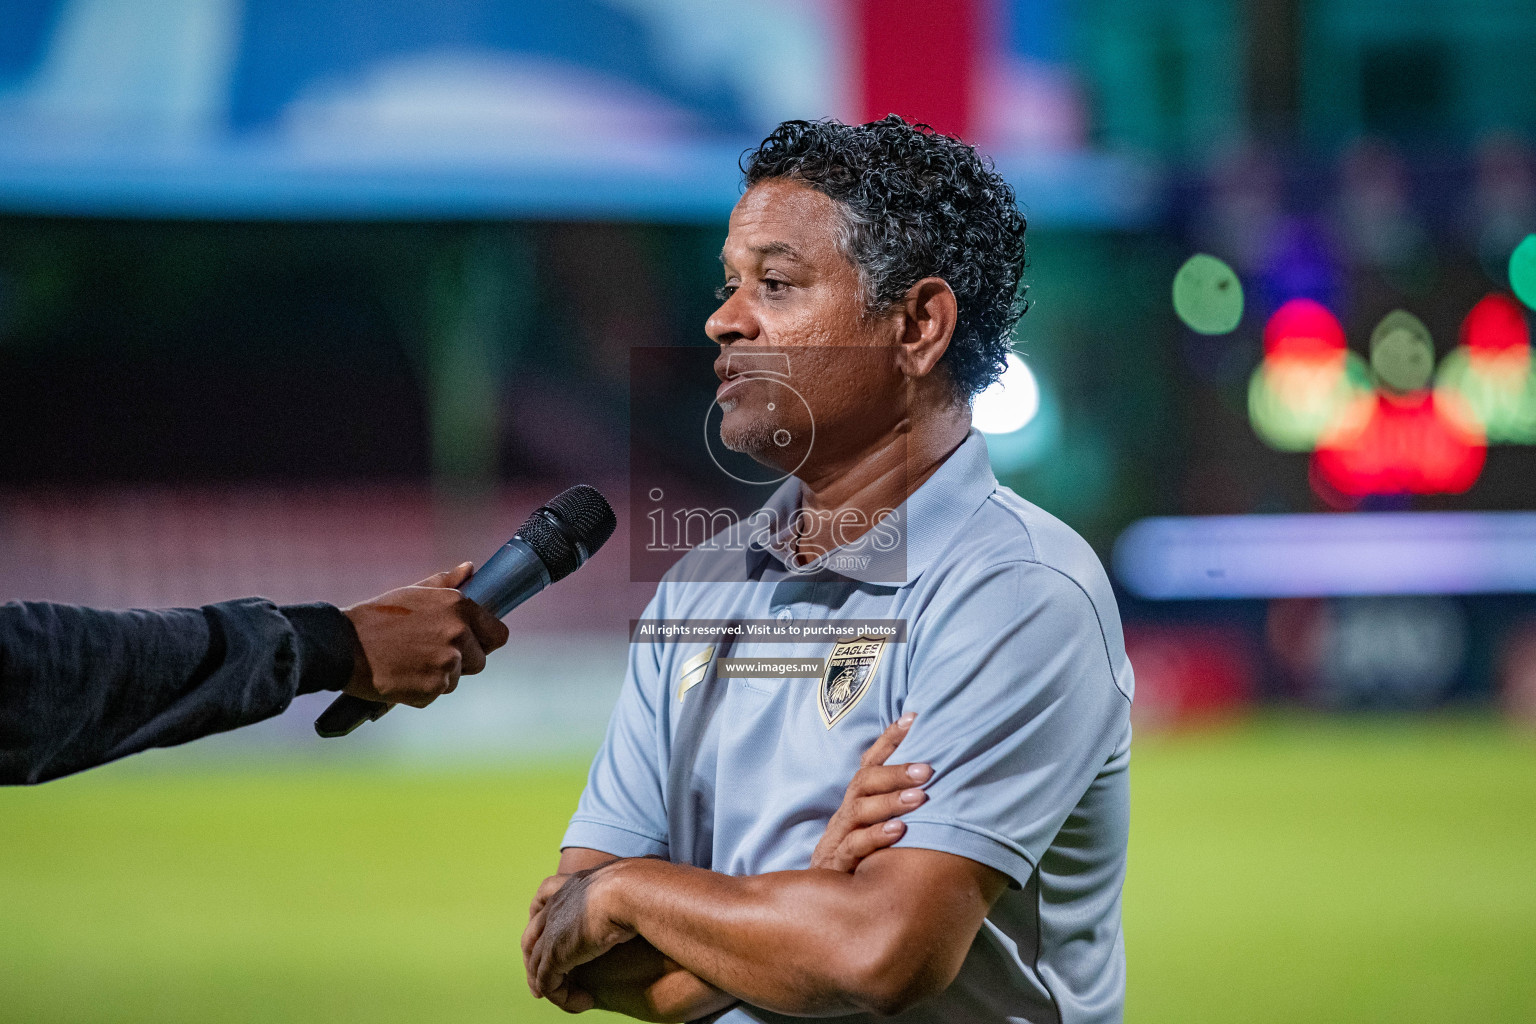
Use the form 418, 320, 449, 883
316, 485, 617, 737
340, 562, 510, 709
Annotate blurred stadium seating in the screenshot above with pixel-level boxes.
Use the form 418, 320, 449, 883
0, 483, 638, 622
0, 482, 645, 755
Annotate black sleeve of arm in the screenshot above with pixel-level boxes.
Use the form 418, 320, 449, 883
0, 599, 357, 785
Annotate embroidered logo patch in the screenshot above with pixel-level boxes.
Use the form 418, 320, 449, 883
676, 645, 714, 700
818, 636, 885, 728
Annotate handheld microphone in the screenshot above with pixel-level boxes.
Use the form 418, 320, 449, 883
314, 484, 617, 738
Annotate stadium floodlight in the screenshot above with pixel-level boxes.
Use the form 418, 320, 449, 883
973, 353, 1040, 435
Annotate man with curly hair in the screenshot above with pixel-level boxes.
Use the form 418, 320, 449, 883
524, 116, 1134, 1024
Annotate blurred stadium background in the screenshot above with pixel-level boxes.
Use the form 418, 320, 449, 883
1, 0, 1534, 1020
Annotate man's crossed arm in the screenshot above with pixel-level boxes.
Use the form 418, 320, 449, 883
523, 716, 1009, 1020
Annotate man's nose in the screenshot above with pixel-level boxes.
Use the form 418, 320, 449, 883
705, 291, 758, 347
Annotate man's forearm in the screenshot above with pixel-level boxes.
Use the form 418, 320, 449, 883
0, 600, 351, 785
599, 857, 928, 1017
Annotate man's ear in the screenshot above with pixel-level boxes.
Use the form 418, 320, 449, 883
893, 278, 958, 380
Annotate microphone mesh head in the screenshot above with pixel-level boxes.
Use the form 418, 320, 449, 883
547, 484, 618, 550
516, 485, 617, 582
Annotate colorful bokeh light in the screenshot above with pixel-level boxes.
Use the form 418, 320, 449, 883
1209, 256, 1535, 499
1369, 310, 1435, 393
1240, 294, 1490, 500
1462, 292, 1530, 353
1308, 306, 1488, 502
1172, 254, 1244, 334
1511, 234, 1536, 310
1312, 391, 1486, 499
1435, 293, 1536, 443
1263, 298, 1347, 359
1249, 299, 1371, 452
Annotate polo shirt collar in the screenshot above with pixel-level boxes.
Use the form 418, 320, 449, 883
748, 429, 998, 586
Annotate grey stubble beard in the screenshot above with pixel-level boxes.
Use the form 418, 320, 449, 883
719, 415, 778, 456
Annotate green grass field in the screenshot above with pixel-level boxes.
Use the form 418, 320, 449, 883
3, 716, 1533, 1023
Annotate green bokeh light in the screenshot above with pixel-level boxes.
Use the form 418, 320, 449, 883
1370, 309, 1435, 392
1435, 348, 1536, 443
1510, 234, 1536, 310
1173, 254, 1244, 334
1248, 351, 1372, 451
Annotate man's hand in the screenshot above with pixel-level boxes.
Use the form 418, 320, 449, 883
340, 563, 510, 708
523, 865, 637, 1010
810, 711, 931, 872
566, 938, 725, 1022
529, 851, 737, 1022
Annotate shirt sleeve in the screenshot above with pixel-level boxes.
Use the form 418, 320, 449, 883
561, 590, 672, 859
890, 560, 1131, 888
0, 599, 355, 785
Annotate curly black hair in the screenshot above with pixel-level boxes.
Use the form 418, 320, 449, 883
742, 115, 1028, 399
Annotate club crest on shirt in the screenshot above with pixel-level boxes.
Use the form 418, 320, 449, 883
818, 637, 885, 728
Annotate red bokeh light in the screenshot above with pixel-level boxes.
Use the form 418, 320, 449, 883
1312, 392, 1486, 498
1264, 298, 1347, 360
1460, 293, 1531, 355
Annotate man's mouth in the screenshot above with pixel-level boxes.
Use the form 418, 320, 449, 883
716, 377, 749, 412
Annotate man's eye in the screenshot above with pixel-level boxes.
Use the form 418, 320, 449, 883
715, 283, 737, 302
763, 279, 788, 294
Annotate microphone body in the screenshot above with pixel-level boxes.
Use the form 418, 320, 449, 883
314, 486, 615, 738
460, 537, 552, 617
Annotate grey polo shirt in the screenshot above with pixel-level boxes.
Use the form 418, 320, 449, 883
563, 430, 1134, 1024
